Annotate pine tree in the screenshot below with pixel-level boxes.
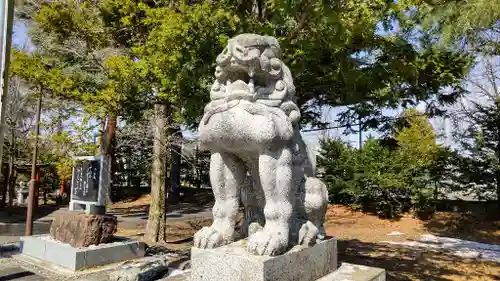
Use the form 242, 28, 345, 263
417, 0, 500, 54
450, 58, 500, 210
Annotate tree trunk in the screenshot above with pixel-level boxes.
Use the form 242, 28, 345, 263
7, 154, 14, 207
496, 119, 500, 213
496, 171, 500, 212
26, 92, 42, 236
0, 163, 8, 209
96, 116, 106, 155
8, 127, 16, 207
168, 127, 182, 204
145, 103, 169, 243
99, 113, 117, 205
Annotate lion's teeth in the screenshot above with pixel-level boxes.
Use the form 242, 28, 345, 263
226, 80, 232, 95
249, 77, 255, 94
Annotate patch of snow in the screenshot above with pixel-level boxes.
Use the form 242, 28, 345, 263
454, 249, 481, 259
340, 264, 356, 274
165, 267, 190, 278
387, 231, 404, 236
382, 234, 500, 263
418, 234, 440, 243
354, 265, 369, 271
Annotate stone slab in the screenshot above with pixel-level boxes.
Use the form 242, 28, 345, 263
18, 235, 45, 260
318, 263, 385, 281
190, 238, 337, 281
19, 235, 145, 271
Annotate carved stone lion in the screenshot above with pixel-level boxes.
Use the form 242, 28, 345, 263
194, 33, 329, 256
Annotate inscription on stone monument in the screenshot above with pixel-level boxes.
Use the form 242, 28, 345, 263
69, 155, 109, 213
71, 159, 100, 202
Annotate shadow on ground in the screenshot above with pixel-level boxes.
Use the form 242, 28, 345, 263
423, 207, 500, 245
0, 205, 61, 224
0, 221, 51, 239
338, 239, 500, 281
109, 188, 214, 220
0, 266, 42, 281
0, 205, 64, 225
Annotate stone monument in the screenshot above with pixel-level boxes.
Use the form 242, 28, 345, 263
69, 155, 110, 214
19, 156, 145, 271
186, 34, 386, 281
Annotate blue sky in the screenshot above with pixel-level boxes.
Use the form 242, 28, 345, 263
12, 21, 32, 50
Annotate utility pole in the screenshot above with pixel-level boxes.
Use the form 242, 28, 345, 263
0, 0, 15, 195
25, 91, 43, 236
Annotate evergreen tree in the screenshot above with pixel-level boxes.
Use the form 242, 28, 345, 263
317, 138, 356, 203
414, 0, 500, 54
318, 109, 447, 218
449, 58, 500, 209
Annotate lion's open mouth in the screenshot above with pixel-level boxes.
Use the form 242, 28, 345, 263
223, 66, 255, 98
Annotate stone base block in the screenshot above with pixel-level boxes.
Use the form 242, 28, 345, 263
20, 235, 145, 271
190, 238, 337, 281
70, 201, 106, 214
318, 263, 385, 281
50, 210, 117, 247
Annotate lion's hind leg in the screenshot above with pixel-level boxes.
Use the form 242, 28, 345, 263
292, 176, 329, 247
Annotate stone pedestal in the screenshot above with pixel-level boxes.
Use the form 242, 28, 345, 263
187, 238, 386, 281
190, 238, 338, 281
49, 210, 117, 247
20, 235, 145, 271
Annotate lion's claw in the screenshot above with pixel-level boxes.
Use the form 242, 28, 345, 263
247, 228, 288, 256
193, 227, 226, 249
298, 221, 319, 246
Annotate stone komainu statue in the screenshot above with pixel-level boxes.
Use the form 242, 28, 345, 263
194, 34, 329, 256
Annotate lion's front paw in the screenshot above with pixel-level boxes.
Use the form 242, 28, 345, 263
193, 226, 230, 249
247, 228, 289, 256
298, 221, 319, 246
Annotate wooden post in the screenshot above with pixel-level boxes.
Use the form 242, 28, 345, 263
25, 93, 42, 236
